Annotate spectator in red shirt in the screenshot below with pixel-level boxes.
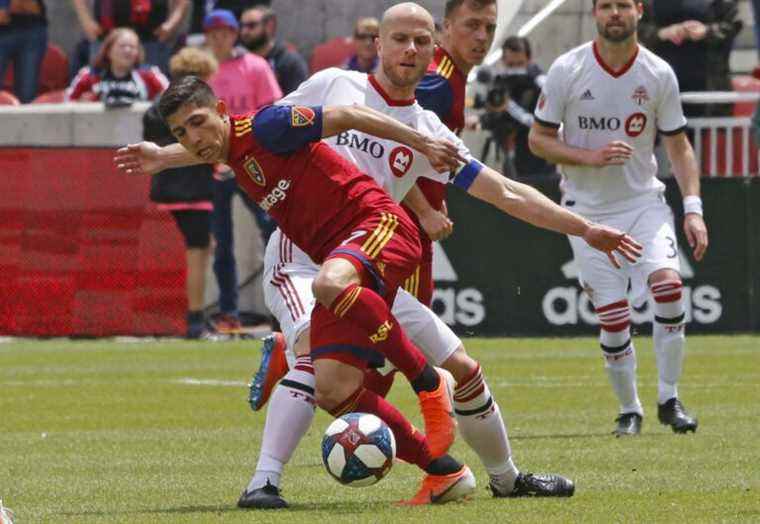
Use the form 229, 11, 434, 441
66, 27, 168, 105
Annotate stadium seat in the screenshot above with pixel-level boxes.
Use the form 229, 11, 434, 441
2, 43, 70, 95
32, 89, 65, 104
309, 36, 354, 73
0, 90, 20, 105
732, 75, 760, 117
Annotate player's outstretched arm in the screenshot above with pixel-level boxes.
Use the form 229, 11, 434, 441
114, 142, 201, 176
466, 165, 642, 267
663, 131, 708, 261
528, 122, 633, 167
321, 105, 465, 173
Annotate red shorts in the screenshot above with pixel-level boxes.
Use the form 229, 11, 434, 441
325, 210, 421, 304
402, 237, 434, 307
311, 209, 421, 368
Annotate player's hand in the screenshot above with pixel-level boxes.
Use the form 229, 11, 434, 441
419, 204, 453, 241
583, 224, 643, 269
588, 141, 634, 167
684, 213, 708, 261
421, 137, 467, 173
114, 142, 166, 176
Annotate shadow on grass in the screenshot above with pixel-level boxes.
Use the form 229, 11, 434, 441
59, 499, 393, 518
511, 432, 670, 440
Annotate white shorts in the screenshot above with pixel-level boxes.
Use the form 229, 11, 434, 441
567, 195, 681, 309
263, 229, 461, 369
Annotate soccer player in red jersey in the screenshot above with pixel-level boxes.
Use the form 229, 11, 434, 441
401, 0, 497, 307
115, 74, 640, 503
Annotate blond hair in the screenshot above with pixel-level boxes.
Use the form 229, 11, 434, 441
169, 47, 219, 81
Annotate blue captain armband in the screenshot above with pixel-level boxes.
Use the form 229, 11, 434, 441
253, 104, 324, 154
451, 159, 484, 190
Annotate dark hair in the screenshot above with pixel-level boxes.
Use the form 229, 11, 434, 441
158, 76, 217, 121
444, 0, 496, 19
502, 36, 531, 59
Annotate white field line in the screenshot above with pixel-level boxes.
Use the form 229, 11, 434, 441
173, 377, 248, 387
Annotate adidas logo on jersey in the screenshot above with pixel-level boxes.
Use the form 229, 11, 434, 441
580, 89, 595, 101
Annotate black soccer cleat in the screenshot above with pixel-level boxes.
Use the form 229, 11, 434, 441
491, 472, 575, 498
613, 412, 642, 437
657, 397, 698, 434
237, 481, 288, 510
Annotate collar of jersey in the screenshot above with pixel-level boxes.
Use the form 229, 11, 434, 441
592, 41, 639, 79
368, 75, 416, 107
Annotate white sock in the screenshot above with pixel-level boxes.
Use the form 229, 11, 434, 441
453, 364, 518, 493
651, 281, 686, 404
247, 356, 316, 492
597, 300, 642, 415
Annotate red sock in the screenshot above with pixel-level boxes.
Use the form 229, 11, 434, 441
330, 284, 426, 380
329, 386, 433, 470
364, 368, 397, 398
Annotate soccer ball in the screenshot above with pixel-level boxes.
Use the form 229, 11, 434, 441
321, 412, 396, 487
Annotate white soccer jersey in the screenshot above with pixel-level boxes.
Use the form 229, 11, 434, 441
535, 42, 687, 214
277, 67, 477, 202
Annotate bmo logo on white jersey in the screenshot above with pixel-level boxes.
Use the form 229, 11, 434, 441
389, 146, 414, 178
578, 116, 621, 131
335, 131, 385, 158
625, 113, 647, 137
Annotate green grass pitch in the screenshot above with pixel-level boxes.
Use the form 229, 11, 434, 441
1, 335, 758, 523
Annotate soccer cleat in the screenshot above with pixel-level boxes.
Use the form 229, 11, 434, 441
237, 481, 288, 509
248, 332, 289, 411
417, 369, 457, 457
400, 465, 476, 505
658, 398, 698, 433
212, 313, 243, 334
613, 412, 643, 437
491, 472, 575, 498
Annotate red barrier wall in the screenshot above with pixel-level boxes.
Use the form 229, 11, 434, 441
0, 148, 186, 336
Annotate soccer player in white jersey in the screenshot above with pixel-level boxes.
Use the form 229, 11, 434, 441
237, 2, 641, 508
529, 0, 709, 437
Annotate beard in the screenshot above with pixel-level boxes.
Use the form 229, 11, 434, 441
381, 61, 426, 89
597, 21, 636, 43
243, 33, 269, 51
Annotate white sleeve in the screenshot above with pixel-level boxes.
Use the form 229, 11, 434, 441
276, 68, 339, 106
533, 59, 566, 128
656, 65, 688, 135
422, 112, 476, 184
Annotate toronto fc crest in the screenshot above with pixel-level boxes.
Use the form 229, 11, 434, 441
632, 85, 649, 106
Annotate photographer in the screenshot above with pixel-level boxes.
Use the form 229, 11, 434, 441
476, 36, 555, 180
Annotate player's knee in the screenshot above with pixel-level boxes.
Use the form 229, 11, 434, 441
648, 269, 681, 287
312, 260, 358, 307
441, 345, 477, 383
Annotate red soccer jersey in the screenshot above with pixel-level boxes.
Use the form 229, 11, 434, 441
227, 106, 401, 263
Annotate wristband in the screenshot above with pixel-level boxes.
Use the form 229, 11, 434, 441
683, 195, 703, 216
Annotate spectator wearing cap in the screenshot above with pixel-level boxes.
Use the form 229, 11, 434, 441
239, 5, 308, 95
0, 0, 48, 103
71, 0, 189, 76
344, 16, 379, 74
203, 8, 282, 333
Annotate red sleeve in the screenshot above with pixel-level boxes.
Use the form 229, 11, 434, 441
140, 67, 170, 100
66, 67, 98, 101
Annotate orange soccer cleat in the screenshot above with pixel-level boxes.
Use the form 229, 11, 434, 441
417, 369, 456, 457
248, 332, 289, 411
400, 465, 476, 505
